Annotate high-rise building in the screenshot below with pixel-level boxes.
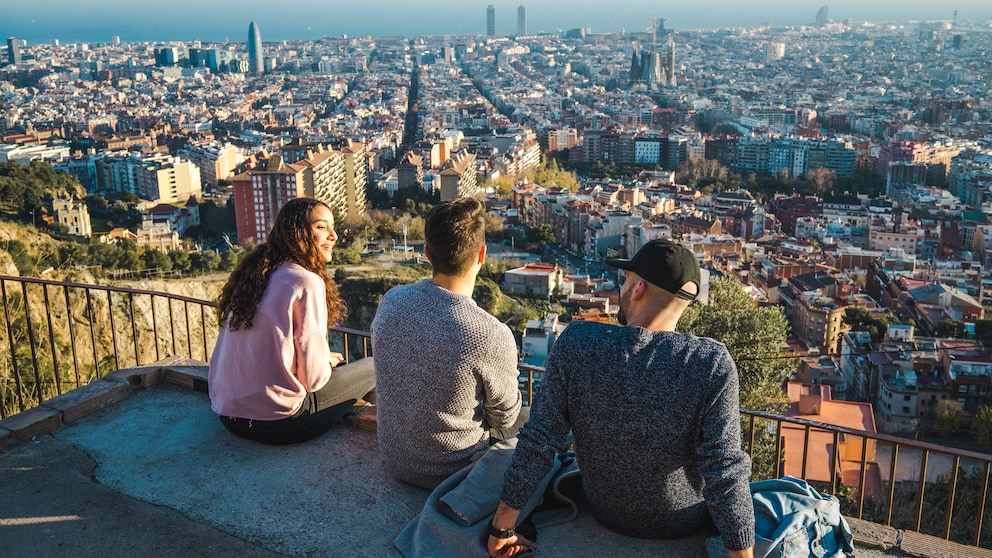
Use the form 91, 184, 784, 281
765, 42, 785, 63
815, 5, 829, 26
486, 5, 496, 36
7, 37, 22, 66
517, 6, 527, 36
247, 21, 263, 75
155, 47, 179, 67
231, 155, 307, 246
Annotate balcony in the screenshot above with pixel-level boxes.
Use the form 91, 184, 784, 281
0, 275, 990, 557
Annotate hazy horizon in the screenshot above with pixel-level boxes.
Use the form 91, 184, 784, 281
3, 1, 991, 45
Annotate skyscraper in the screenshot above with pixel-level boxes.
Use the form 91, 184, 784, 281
247, 21, 263, 75
486, 5, 496, 36
7, 37, 22, 66
517, 6, 527, 36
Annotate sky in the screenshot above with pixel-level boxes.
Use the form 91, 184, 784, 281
3, 1, 992, 45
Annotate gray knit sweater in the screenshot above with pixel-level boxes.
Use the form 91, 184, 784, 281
500, 320, 756, 551
372, 279, 522, 489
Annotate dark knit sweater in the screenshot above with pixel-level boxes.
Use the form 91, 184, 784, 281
500, 320, 755, 551
372, 279, 522, 489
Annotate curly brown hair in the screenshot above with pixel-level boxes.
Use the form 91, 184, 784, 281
217, 198, 345, 330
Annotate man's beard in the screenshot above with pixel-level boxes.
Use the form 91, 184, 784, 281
616, 286, 631, 326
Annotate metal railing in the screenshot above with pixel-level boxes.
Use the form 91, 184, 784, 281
741, 409, 992, 548
2, 273, 992, 549
0, 274, 369, 419
0, 274, 220, 418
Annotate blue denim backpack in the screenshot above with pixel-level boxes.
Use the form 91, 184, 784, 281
707, 476, 855, 558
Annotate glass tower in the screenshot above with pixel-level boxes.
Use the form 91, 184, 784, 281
247, 22, 263, 75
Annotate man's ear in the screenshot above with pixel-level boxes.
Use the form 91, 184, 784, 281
424, 246, 434, 264
477, 244, 487, 264
630, 276, 648, 299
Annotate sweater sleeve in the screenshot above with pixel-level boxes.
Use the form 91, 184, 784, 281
499, 336, 572, 509
480, 324, 522, 430
291, 272, 333, 392
697, 350, 755, 551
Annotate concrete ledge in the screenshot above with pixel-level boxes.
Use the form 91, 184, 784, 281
161, 360, 208, 392
848, 516, 992, 557
0, 405, 61, 441
111, 364, 165, 388
849, 517, 900, 550
350, 404, 378, 432
899, 529, 992, 558
42, 376, 130, 425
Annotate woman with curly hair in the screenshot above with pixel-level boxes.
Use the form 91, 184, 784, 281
208, 197, 376, 445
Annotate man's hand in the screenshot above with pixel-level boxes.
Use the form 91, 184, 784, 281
729, 546, 754, 558
329, 352, 344, 368
487, 533, 536, 557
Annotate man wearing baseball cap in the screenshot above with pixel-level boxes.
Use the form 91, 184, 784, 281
488, 239, 754, 558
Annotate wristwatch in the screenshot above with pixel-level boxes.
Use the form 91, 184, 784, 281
488, 523, 516, 539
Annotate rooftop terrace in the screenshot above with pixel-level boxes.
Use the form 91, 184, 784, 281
1, 357, 987, 558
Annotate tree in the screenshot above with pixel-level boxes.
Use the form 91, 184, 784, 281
976, 320, 992, 350
189, 251, 221, 274
473, 277, 502, 315
219, 247, 244, 272
169, 250, 191, 273
842, 307, 896, 343
142, 248, 172, 273
973, 405, 992, 450
804, 168, 836, 195
332, 243, 363, 265
678, 277, 794, 411
676, 155, 727, 189
936, 400, 962, 434
934, 319, 968, 339
115, 239, 142, 270
526, 223, 556, 246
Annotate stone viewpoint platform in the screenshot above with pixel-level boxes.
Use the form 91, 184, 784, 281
0, 357, 985, 557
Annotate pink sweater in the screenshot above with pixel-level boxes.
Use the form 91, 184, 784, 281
208, 263, 333, 420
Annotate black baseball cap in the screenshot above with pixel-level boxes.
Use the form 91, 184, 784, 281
606, 239, 700, 301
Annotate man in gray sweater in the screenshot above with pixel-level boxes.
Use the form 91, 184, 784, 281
488, 239, 755, 558
372, 197, 525, 489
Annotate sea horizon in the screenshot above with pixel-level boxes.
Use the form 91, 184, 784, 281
4, 1, 991, 46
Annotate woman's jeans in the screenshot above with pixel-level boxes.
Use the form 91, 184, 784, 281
219, 357, 377, 445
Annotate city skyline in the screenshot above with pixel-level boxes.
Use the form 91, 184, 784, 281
4, 1, 992, 45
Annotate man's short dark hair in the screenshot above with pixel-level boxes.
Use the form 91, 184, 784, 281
424, 197, 486, 275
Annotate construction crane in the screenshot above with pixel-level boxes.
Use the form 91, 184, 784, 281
629, 16, 667, 49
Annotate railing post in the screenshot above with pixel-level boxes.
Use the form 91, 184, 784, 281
42, 284, 62, 396
107, 290, 120, 372
150, 295, 161, 362
976, 462, 991, 547
1, 279, 25, 413
857, 435, 868, 519
829, 430, 840, 495
184, 300, 192, 359
945, 455, 961, 540
201, 304, 208, 362
21, 282, 43, 405
886, 443, 899, 526
63, 285, 82, 387
128, 292, 140, 366
915, 450, 930, 533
